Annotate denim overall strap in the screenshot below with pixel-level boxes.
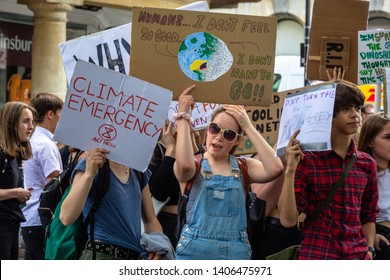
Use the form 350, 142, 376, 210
176, 155, 251, 260
201, 154, 240, 173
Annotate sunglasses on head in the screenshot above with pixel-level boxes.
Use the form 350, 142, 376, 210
208, 122, 240, 143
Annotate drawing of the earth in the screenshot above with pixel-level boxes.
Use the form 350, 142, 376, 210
178, 32, 233, 82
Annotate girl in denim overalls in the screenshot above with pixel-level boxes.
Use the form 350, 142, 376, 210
174, 85, 284, 260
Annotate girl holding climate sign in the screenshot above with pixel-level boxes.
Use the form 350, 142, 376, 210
60, 148, 173, 260
173, 85, 283, 260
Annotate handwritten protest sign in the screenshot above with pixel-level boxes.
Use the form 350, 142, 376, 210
167, 101, 221, 129
306, 0, 369, 84
130, 7, 276, 106
233, 82, 334, 156
59, 24, 131, 85
59, 1, 209, 85
53, 60, 172, 172
358, 30, 390, 85
234, 91, 288, 155
384, 68, 390, 116
276, 84, 336, 157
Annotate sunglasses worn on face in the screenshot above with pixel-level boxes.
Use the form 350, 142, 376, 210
208, 122, 240, 143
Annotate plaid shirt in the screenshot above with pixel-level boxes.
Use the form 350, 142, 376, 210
295, 142, 378, 259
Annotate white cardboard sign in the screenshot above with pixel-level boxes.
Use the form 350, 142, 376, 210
276, 84, 336, 157
385, 67, 390, 115
53, 60, 172, 172
357, 30, 390, 85
59, 23, 132, 85
167, 101, 221, 130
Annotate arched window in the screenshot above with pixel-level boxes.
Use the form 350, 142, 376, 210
368, 13, 390, 30
275, 18, 304, 56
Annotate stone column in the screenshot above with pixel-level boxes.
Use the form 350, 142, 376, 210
18, 0, 82, 100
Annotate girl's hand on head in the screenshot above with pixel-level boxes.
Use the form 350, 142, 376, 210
223, 104, 251, 131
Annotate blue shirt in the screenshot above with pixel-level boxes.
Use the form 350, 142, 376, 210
73, 158, 151, 253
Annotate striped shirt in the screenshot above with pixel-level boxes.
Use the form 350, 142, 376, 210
295, 142, 378, 259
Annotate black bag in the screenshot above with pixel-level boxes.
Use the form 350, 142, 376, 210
238, 159, 266, 260
266, 245, 301, 260
246, 191, 266, 259
39, 150, 83, 228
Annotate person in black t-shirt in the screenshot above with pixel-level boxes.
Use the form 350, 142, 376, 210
0, 101, 36, 259
148, 121, 204, 247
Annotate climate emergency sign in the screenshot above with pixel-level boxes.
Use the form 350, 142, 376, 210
54, 60, 172, 172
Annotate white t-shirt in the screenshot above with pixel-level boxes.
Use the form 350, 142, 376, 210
377, 169, 390, 222
21, 126, 63, 227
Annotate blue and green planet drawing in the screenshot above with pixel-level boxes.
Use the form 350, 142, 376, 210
178, 32, 233, 82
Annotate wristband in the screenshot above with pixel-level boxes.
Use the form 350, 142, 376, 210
368, 246, 376, 259
173, 112, 194, 128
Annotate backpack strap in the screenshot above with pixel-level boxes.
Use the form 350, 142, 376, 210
84, 160, 111, 259
68, 150, 83, 171
134, 170, 145, 191
236, 157, 250, 195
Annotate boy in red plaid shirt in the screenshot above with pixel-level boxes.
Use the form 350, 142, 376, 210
279, 80, 378, 260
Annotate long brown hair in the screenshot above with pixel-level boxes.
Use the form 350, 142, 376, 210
358, 113, 390, 170
0, 101, 36, 159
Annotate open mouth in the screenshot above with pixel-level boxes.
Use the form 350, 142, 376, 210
200, 62, 207, 70
211, 143, 222, 149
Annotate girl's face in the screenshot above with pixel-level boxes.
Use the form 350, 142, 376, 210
18, 108, 34, 143
205, 111, 240, 157
370, 122, 390, 169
